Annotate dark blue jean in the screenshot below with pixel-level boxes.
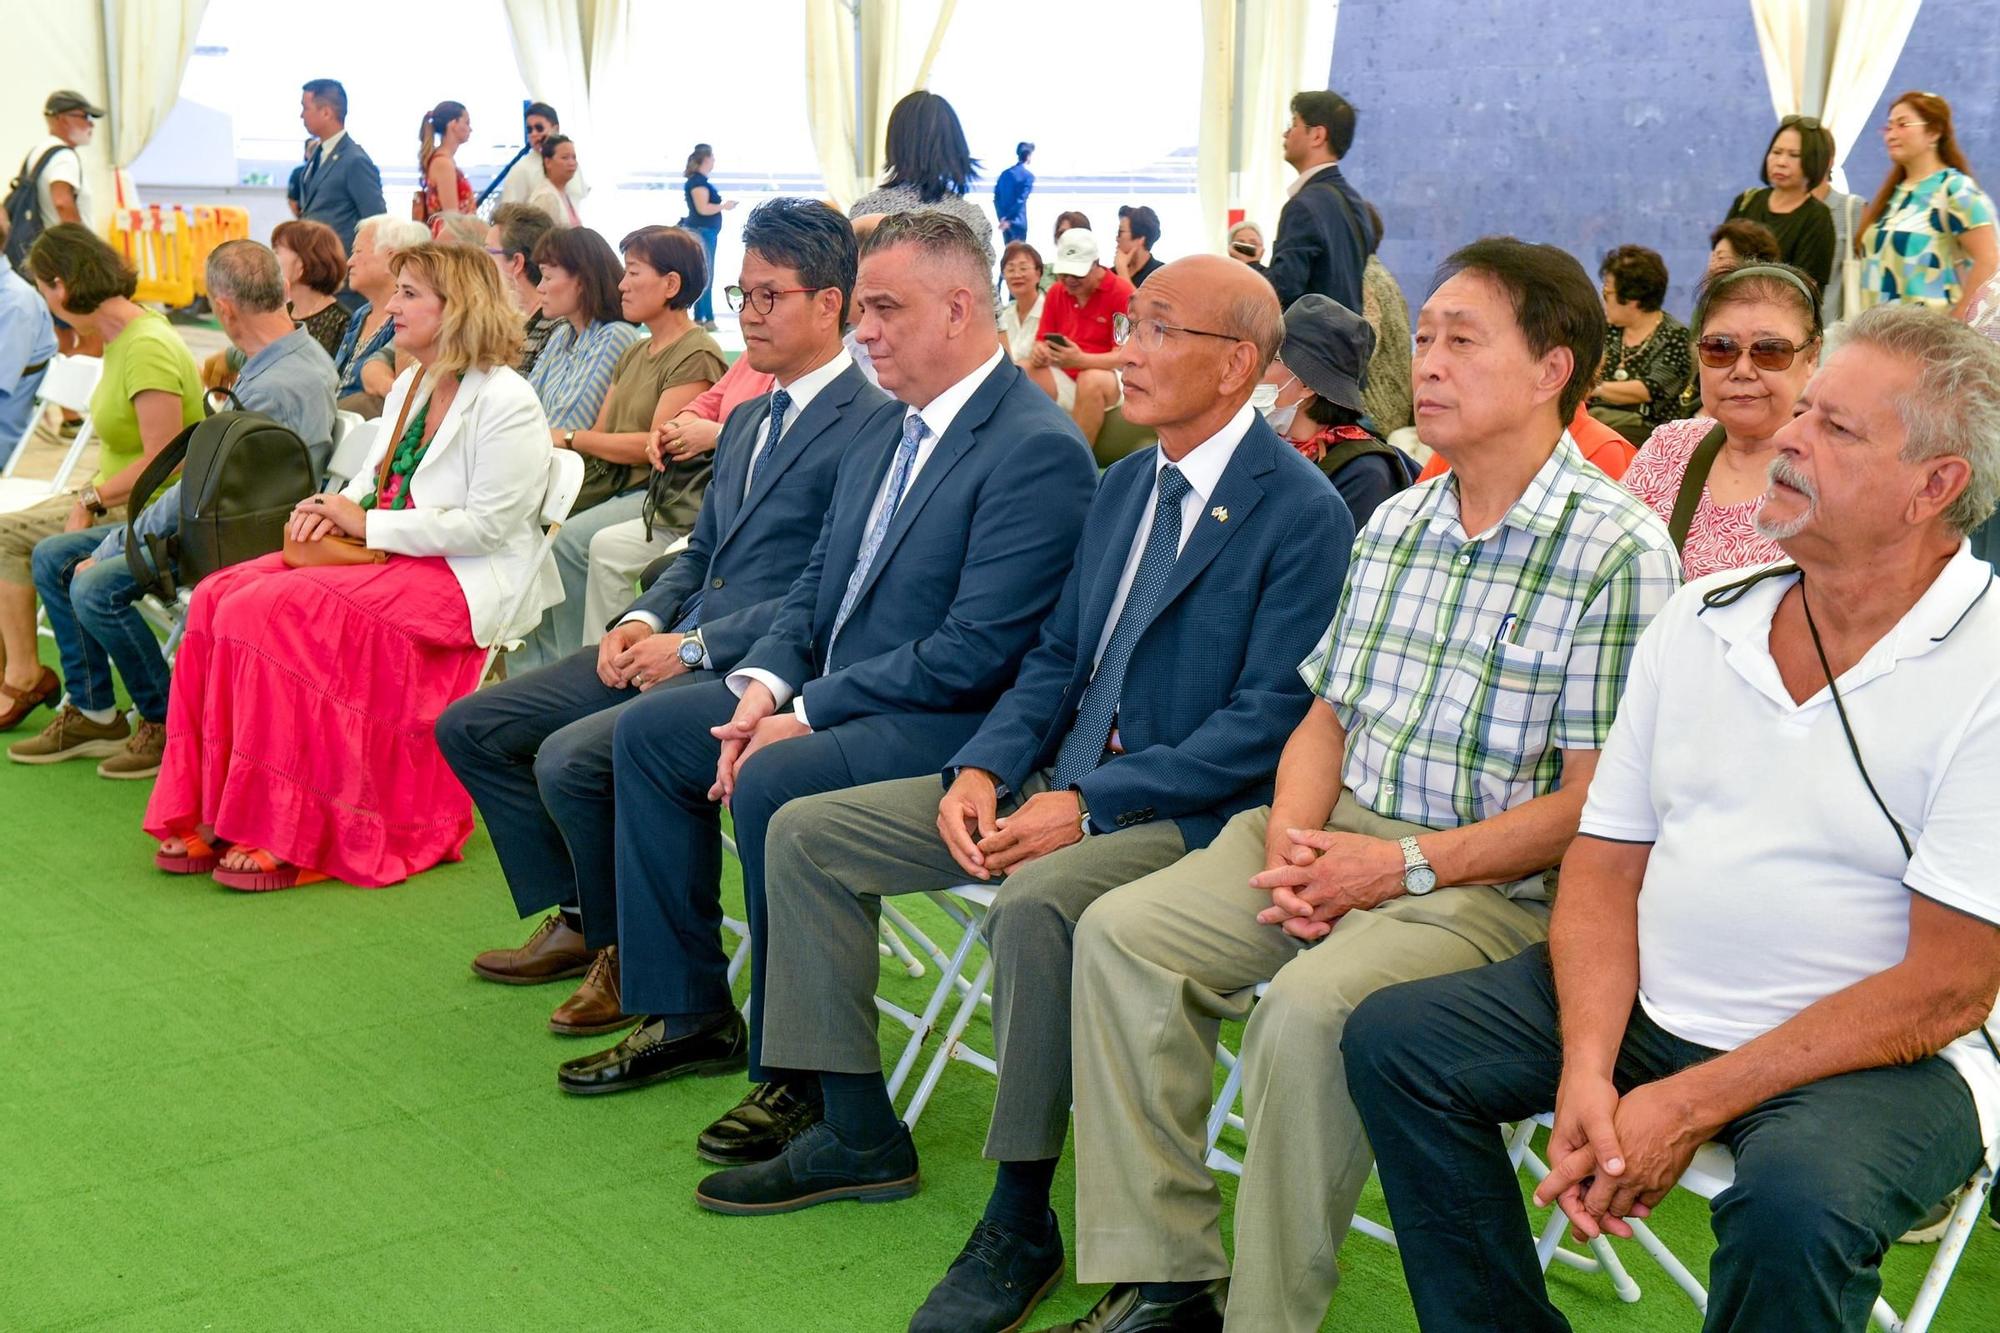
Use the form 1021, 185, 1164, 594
30, 527, 173, 721
692, 226, 719, 323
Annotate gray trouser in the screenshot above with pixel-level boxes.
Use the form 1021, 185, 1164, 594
1069, 796, 1552, 1332
759, 770, 1187, 1160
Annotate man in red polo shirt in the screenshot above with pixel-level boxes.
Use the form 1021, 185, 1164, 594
1027, 228, 1132, 444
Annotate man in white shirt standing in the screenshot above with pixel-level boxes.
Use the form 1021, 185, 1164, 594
496, 101, 589, 211
1347, 301, 2000, 1333
15, 91, 101, 358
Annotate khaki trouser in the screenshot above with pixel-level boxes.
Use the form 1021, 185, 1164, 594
759, 771, 1186, 1160
0, 495, 81, 584
1070, 795, 1552, 1332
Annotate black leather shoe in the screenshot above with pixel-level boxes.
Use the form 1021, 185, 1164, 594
555, 1010, 746, 1096
910, 1215, 1065, 1332
1034, 1279, 1227, 1332
694, 1120, 919, 1215
697, 1077, 825, 1164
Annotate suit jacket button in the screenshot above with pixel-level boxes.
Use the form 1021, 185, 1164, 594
712, 577, 725, 589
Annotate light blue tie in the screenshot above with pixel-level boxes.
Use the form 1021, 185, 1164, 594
1051, 464, 1192, 789
747, 388, 791, 494
831, 411, 927, 644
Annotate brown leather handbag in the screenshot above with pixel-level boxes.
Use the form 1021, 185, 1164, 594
282, 382, 418, 568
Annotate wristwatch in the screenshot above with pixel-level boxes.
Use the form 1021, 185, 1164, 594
1072, 788, 1094, 838
562, 429, 577, 449
79, 483, 106, 517
1398, 836, 1437, 896
677, 629, 707, 669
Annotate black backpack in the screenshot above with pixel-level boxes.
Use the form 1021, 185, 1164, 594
122, 401, 319, 600
4, 146, 70, 268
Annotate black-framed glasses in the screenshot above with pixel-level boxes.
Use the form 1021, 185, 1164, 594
1695, 333, 1818, 371
725, 285, 819, 315
1111, 311, 1241, 350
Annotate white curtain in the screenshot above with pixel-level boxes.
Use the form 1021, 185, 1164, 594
104, 0, 211, 207
802, 0, 959, 212
502, 0, 596, 147
501, 0, 639, 182
1749, 0, 1923, 191
1196, 0, 1341, 255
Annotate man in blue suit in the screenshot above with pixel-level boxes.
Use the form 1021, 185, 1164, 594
697, 257, 1355, 1302
435, 200, 881, 1034
295, 80, 386, 255
553, 212, 1098, 1123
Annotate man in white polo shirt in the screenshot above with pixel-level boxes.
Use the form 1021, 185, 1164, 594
1344, 300, 2000, 1333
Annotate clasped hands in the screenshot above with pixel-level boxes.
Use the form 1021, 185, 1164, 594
595, 620, 686, 691
937, 768, 1083, 881
1534, 1074, 1708, 1242
1247, 827, 1406, 941
646, 415, 721, 470
285, 493, 367, 544
708, 679, 809, 804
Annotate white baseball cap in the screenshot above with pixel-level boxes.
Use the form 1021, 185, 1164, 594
1051, 229, 1101, 277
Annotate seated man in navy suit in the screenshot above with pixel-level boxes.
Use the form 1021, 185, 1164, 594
552, 213, 1098, 1137
435, 199, 882, 1034
697, 257, 1356, 1302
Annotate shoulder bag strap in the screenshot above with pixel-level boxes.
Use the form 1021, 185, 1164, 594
367, 375, 424, 505
122, 417, 203, 598
1667, 423, 1728, 555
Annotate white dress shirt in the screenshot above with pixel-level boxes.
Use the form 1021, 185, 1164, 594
617, 349, 856, 642
1089, 402, 1252, 671
730, 347, 1008, 723
1285, 159, 1339, 200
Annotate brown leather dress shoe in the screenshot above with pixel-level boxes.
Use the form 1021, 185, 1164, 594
0, 666, 60, 732
549, 946, 634, 1035
470, 914, 593, 985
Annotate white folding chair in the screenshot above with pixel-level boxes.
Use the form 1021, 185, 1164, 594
482, 450, 586, 679
321, 416, 381, 493
1203, 985, 1641, 1297
1600, 1122, 1997, 1332
878, 886, 997, 1129
0, 354, 105, 512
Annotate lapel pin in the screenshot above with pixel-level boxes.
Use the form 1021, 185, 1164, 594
1211, 506, 1229, 524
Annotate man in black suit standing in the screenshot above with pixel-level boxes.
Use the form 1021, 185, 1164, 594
435, 199, 883, 1036
295, 79, 386, 256
1268, 90, 1374, 314
552, 216, 1098, 1178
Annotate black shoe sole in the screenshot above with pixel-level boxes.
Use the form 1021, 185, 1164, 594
694, 1169, 920, 1215
557, 1048, 748, 1096
469, 960, 591, 986
548, 1013, 640, 1036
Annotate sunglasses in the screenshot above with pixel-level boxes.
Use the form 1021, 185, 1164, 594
1695, 334, 1817, 371
1778, 114, 1823, 131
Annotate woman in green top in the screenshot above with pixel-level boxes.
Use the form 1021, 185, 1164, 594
0, 224, 202, 729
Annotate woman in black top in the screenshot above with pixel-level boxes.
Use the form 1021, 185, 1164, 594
1589, 245, 1694, 444
679, 143, 734, 329
1724, 115, 1836, 293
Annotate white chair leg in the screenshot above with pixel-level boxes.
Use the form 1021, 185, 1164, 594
721, 915, 752, 991
1203, 1044, 1249, 1176
883, 907, 985, 1103
1886, 1164, 1995, 1333
901, 953, 995, 1130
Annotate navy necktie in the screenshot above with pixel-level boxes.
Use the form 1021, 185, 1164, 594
748, 388, 791, 494
1051, 465, 1192, 788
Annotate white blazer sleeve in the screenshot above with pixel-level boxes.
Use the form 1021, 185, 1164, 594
363, 374, 551, 558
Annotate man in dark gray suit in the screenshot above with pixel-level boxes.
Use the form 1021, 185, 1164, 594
295, 79, 386, 255
435, 200, 881, 1036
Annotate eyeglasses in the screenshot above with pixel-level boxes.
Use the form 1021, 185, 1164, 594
1778, 114, 1823, 131
483, 247, 509, 257
1111, 311, 1241, 351
1695, 334, 1818, 371
1884, 117, 1929, 132
725, 285, 819, 315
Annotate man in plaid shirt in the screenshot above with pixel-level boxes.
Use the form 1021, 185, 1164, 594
1052, 237, 1682, 1333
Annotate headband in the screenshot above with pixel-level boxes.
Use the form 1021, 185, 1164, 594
1696, 263, 1823, 336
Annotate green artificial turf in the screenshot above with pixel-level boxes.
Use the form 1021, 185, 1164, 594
1, 683, 1993, 1329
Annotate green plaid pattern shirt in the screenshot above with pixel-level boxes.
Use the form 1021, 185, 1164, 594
1299, 433, 1681, 829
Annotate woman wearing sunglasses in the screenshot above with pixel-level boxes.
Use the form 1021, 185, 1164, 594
1859, 90, 1997, 317
1620, 262, 1821, 578
1723, 114, 1836, 294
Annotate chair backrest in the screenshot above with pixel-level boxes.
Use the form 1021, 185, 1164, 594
38, 354, 103, 415
481, 449, 587, 677
322, 417, 381, 492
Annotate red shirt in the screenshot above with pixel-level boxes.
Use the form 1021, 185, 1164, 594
1414, 405, 1636, 482
1036, 269, 1135, 378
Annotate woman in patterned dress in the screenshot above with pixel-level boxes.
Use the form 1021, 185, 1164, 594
1858, 91, 1997, 318
1621, 262, 1820, 579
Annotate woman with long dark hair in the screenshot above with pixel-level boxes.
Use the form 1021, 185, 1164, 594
848, 91, 991, 257
1858, 91, 1996, 317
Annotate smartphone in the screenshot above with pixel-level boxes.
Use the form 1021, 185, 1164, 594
1043, 333, 1074, 349
1230, 241, 1260, 258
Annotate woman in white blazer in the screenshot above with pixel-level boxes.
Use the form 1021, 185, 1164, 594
147, 244, 558, 891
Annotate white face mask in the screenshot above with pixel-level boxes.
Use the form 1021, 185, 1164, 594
1260, 375, 1303, 434
1249, 382, 1280, 412
1265, 400, 1301, 436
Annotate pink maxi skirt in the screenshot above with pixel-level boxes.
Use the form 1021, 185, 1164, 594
144, 553, 487, 887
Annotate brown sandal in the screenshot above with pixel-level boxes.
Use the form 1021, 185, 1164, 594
0, 666, 60, 731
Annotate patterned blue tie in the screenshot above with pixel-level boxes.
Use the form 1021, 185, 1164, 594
1051, 465, 1192, 788
831, 411, 927, 644
747, 388, 791, 495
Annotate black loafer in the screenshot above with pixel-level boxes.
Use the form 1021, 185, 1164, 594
1034, 1279, 1227, 1332
556, 1010, 747, 1096
695, 1120, 919, 1215
697, 1077, 825, 1164
910, 1215, 1065, 1332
